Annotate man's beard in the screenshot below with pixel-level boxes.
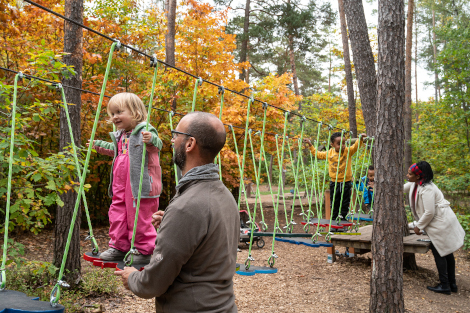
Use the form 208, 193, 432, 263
172, 142, 186, 170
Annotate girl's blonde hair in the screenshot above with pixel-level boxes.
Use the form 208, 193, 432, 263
107, 93, 147, 124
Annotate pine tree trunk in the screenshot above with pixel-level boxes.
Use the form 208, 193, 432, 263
370, 0, 405, 311
415, 5, 419, 133
343, 0, 377, 136
288, 34, 300, 97
239, 0, 251, 81
338, 0, 357, 137
432, 9, 438, 103
165, 0, 176, 66
55, 0, 83, 286
404, 0, 413, 173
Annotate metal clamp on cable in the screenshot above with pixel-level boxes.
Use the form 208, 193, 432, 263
50, 280, 69, 307
259, 220, 268, 231
248, 129, 252, 134
124, 248, 138, 266
115, 40, 121, 51
262, 102, 268, 110
197, 77, 203, 86
54, 83, 62, 91
328, 124, 333, 131
244, 255, 255, 270
228, 124, 233, 131
268, 253, 278, 268
150, 57, 158, 68
218, 86, 224, 95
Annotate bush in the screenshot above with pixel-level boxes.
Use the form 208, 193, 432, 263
456, 214, 470, 252
5, 260, 121, 312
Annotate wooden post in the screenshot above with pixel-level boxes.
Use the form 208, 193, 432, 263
325, 189, 331, 219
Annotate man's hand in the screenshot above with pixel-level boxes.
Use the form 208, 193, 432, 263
152, 210, 164, 228
303, 138, 313, 147
359, 133, 367, 143
114, 267, 138, 290
414, 226, 422, 235
142, 131, 152, 144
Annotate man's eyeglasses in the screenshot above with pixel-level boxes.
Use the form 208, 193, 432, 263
171, 130, 193, 139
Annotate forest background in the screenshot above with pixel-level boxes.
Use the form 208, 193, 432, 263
0, 0, 469, 245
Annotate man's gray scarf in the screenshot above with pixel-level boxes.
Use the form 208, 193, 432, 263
176, 163, 220, 190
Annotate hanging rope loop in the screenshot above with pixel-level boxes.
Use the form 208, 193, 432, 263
150, 56, 158, 67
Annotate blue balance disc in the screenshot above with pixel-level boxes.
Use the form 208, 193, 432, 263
347, 213, 373, 222
0, 290, 64, 313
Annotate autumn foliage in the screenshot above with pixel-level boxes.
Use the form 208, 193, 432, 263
0, 0, 303, 231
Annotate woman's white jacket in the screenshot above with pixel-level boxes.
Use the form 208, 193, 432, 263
404, 182, 465, 257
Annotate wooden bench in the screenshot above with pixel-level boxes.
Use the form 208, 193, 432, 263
323, 190, 431, 262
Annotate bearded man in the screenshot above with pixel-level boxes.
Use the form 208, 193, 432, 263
115, 112, 239, 313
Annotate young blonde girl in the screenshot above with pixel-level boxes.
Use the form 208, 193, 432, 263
92, 93, 162, 262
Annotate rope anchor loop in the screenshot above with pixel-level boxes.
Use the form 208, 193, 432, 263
150, 57, 158, 67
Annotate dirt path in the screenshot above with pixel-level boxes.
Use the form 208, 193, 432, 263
8, 206, 470, 313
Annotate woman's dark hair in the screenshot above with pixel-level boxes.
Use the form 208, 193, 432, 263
416, 161, 433, 185
330, 132, 342, 144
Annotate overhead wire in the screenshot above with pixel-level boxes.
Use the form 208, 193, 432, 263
21, 0, 348, 133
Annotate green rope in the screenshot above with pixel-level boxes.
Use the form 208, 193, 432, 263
215, 87, 224, 181
273, 135, 288, 232
336, 131, 352, 223
237, 97, 253, 211
325, 129, 344, 240
285, 134, 306, 233
267, 111, 289, 268
304, 123, 322, 233
168, 111, 179, 185
124, 60, 159, 266
50, 41, 120, 307
57, 85, 99, 256
191, 77, 203, 112
347, 135, 364, 219
0, 72, 20, 291
230, 126, 253, 224
312, 128, 332, 242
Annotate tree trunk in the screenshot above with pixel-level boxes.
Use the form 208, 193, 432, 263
432, 9, 438, 103
55, 0, 84, 286
338, 0, 357, 137
288, 34, 300, 98
370, 0, 405, 311
404, 0, 413, 173
343, 0, 377, 136
239, 0, 251, 82
415, 5, 419, 133
165, 0, 176, 66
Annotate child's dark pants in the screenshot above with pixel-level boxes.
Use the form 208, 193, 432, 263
329, 181, 352, 220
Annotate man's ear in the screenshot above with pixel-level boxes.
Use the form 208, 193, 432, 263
185, 137, 197, 152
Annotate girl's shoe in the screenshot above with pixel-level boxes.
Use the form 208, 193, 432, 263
99, 248, 127, 261
131, 250, 151, 263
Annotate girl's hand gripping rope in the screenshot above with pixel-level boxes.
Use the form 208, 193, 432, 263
142, 131, 152, 144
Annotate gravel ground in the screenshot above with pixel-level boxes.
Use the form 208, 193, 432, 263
9, 203, 470, 313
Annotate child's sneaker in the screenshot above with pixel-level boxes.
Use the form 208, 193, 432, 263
131, 250, 151, 263
99, 248, 127, 261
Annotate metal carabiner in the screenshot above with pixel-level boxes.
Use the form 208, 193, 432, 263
244, 255, 255, 270
268, 253, 278, 268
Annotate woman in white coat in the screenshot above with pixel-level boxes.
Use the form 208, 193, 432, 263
405, 161, 465, 295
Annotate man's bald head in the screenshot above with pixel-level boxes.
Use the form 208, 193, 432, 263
182, 112, 226, 162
